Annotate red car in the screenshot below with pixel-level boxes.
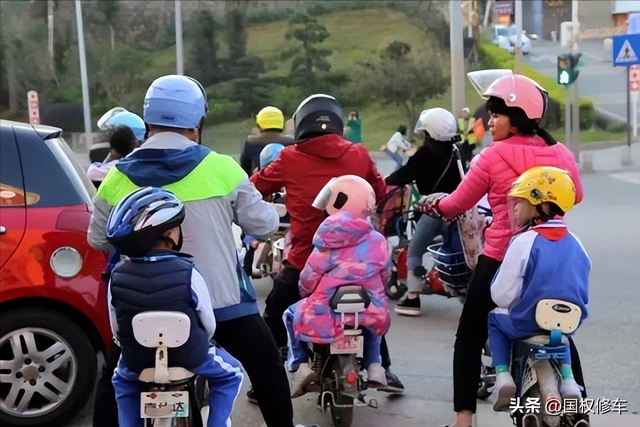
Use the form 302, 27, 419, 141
0, 120, 110, 426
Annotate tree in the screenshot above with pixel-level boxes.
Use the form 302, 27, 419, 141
97, 0, 120, 50
187, 11, 219, 87
227, 8, 247, 67
360, 41, 449, 134
283, 12, 332, 74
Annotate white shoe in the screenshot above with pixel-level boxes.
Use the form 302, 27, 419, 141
366, 363, 387, 388
560, 378, 582, 400
491, 372, 517, 412
290, 363, 317, 398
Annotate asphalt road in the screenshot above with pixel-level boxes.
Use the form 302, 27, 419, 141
64, 160, 640, 427
522, 37, 634, 123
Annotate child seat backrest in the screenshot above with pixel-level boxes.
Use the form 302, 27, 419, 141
535, 299, 582, 334
330, 285, 371, 313
132, 311, 191, 348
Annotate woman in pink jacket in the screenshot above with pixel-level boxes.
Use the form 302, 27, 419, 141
422, 73, 584, 427
283, 175, 391, 398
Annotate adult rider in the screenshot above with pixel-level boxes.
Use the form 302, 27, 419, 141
385, 107, 464, 316
88, 75, 315, 427
251, 94, 405, 392
421, 72, 585, 427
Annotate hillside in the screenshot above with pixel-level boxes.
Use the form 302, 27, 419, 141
201, 8, 483, 154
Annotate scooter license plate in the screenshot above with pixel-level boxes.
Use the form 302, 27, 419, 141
140, 391, 189, 418
330, 335, 363, 357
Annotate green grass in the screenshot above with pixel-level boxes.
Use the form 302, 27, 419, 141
243, 9, 434, 77
578, 130, 626, 144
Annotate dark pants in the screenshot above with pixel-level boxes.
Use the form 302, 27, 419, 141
214, 314, 294, 427
94, 315, 294, 427
264, 262, 394, 368
453, 255, 587, 413
93, 344, 120, 427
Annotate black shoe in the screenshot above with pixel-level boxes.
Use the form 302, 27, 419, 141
246, 387, 258, 404
378, 369, 404, 394
394, 296, 421, 316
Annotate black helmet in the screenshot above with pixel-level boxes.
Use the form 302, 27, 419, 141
293, 94, 344, 140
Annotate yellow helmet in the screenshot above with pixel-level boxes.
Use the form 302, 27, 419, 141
256, 106, 284, 131
509, 166, 576, 214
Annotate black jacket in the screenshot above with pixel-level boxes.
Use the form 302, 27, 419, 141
239, 131, 295, 175
385, 140, 462, 195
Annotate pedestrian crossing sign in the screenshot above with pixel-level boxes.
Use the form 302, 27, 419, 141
613, 34, 640, 67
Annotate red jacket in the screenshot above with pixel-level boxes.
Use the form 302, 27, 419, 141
251, 134, 386, 271
438, 135, 583, 261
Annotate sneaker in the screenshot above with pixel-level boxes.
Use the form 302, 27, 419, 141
378, 369, 404, 394
366, 363, 388, 388
394, 296, 421, 316
290, 363, 318, 398
559, 378, 582, 400
492, 372, 517, 412
246, 387, 258, 404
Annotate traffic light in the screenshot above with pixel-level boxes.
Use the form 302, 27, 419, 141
557, 53, 582, 85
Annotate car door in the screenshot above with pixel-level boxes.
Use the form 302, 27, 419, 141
0, 126, 26, 268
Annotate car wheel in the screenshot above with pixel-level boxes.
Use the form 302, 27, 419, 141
0, 309, 97, 427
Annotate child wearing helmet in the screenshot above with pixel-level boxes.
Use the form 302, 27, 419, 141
241, 143, 288, 278
87, 125, 137, 187
283, 175, 391, 397
106, 187, 244, 427
487, 167, 590, 411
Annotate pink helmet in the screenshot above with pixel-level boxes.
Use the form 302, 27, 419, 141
482, 73, 548, 120
312, 175, 376, 218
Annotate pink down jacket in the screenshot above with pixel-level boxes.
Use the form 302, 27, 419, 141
438, 135, 584, 261
292, 211, 391, 344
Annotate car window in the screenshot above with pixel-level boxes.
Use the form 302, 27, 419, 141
16, 130, 91, 207
0, 127, 29, 207
47, 137, 96, 204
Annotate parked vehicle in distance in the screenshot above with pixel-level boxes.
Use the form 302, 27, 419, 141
493, 24, 532, 54
0, 120, 111, 427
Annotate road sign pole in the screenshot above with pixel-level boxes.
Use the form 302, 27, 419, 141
628, 66, 632, 148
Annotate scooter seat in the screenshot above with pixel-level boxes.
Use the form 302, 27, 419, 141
138, 367, 195, 383
523, 334, 568, 346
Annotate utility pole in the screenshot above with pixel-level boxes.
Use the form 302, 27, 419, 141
47, 0, 55, 68
75, 0, 92, 148
175, 0, 184, 75
571, 0, 580, 160
514, 0, 523, 72
450, 0, 466, 118
467, 1, 473, 38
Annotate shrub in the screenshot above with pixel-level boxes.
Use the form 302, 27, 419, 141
209, 98, 242, 123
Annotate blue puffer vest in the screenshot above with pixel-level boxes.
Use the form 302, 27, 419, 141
110, 251, 210, 374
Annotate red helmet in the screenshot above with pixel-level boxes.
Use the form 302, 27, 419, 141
482, 73, 548, 120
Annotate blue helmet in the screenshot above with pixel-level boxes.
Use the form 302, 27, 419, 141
259, 143, 285, 169
143, 75, 208, 129
106, 187, 185, 256
98, 108, 146, 141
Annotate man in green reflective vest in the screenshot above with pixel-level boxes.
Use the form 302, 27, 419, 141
88, 75, 312, 427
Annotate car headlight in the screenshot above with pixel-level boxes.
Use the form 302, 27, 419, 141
50, 246, 83, 278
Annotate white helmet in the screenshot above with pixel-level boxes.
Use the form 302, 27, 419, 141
414, 107, 458, 141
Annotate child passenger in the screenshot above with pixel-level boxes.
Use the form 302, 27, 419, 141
488, 167, 590, 411
283, 175, 391, 397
